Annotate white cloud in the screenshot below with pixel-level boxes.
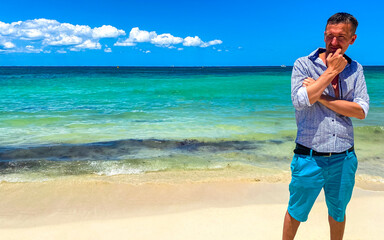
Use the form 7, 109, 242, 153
21, 18, 58, 29
182, 36, 222, 48
79, 40, 101, 49
20, 29, 44, 39
0, 18, 123, 53
183, 36, 203, 47
93, 25, 125, 38
2, 41, 15, 49
115, 27, 222, 50
129, 27, 156, 42
197, 39, 223, 48
44, 35, 83, 46
207, 39, 223, 46
70, 40, 101, 51
0, 19, 223, 53
25, 45, 43, 53
138, 49, 151, 54
151, 33, 183, 47
114, 27, 154, 47
114, 39, 136, 47
0, 21, 14, 35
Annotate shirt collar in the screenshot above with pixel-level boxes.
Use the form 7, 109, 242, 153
309, 48, 352, 65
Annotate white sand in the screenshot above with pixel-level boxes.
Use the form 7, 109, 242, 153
0, 176, 383, 240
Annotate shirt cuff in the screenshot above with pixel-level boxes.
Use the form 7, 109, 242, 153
297, 86, 313, 107
354, 98, 369, 118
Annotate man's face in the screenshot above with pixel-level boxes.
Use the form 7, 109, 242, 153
324, 23, 357, 55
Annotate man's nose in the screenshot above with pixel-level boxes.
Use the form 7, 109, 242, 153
331, 37, 338, 45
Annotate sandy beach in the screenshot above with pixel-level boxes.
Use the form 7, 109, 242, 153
0, 171, 383, 240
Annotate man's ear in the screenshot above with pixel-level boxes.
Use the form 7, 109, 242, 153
350, 34, 357, 45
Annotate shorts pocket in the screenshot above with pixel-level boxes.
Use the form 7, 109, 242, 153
290, 155, 299, 171
292, 155, 322, 178
345, 151, 358, 173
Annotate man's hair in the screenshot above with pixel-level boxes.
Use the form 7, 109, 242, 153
326, 12, 358, 35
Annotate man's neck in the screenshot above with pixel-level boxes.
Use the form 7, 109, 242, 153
319, 52, 327, 66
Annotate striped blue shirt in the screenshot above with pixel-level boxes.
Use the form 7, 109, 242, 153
291, 48, 370, 152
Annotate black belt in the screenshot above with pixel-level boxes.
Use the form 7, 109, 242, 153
294, 144, 354, 157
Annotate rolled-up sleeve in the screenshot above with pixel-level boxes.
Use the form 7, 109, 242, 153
291, 59, 313, 110
353, 68, 370, 118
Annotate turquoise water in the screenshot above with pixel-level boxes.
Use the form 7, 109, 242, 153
0, 67, 383, 183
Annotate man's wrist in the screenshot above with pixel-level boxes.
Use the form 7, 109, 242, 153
324, 68, 339, 79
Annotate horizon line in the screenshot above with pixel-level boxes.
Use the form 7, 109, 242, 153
1, 65, 384, 68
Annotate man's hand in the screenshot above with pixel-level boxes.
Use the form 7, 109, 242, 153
326, 49, 348, 74
303, 77, 315, 87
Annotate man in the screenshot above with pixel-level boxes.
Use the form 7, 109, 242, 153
282, 13, 369, 240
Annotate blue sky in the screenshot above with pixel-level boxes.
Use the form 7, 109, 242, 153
0, 0, 382, 66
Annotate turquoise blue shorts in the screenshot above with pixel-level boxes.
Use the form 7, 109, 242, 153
287, 150, 358, 222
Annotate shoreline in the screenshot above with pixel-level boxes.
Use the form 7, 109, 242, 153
1, 172, 384, 240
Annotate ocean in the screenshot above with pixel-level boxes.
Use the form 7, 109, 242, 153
0, 66, 383, 184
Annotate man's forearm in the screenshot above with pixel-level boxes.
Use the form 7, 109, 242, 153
306, 69, 339, 104
318, 95, 365, 119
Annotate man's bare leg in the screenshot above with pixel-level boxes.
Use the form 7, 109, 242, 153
282, 211, 301, 240
329, 215, 346, 240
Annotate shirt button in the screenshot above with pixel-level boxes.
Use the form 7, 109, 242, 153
333, 134, 335, 136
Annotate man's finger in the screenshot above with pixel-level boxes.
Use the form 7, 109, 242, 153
335, 48, 342, 56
